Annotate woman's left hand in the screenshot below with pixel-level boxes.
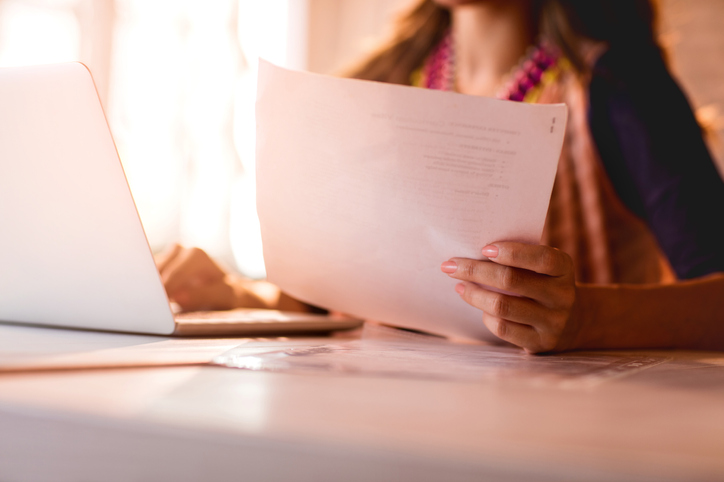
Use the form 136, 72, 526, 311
441, 242, 580, 353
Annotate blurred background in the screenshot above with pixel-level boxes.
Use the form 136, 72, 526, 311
0, 0, 721, 279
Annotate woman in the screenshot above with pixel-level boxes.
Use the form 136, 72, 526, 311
157, 0, 724, 353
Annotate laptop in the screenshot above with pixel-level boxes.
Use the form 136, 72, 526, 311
0, 62, 361, 336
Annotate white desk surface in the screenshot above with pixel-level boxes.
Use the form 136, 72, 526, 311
1, 326, 724, 482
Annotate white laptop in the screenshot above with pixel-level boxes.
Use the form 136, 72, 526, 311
0, 62, 361, 336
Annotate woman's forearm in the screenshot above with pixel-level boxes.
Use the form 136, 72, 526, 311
573, 273, 724, 351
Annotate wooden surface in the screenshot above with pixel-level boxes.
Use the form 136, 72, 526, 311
1, 329, 724, 482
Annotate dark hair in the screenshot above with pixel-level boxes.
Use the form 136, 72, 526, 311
345, 0, 662, 83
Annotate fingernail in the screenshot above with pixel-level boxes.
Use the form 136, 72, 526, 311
455, 283, 465, 295
482, 245, 499, 258
441, 261, 458, 274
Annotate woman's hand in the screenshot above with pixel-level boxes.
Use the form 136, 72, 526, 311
154, 244, 311, 313
441, 242, 580, 353
154, 244, 240, 312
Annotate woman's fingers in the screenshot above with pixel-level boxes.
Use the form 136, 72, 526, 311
482, 242, 572, 277
480, 314, 542, 353
442, 242, 576, 308
154, 243, 182, 272
444, 258, 558, 305
442, 242, 578, 353
455, 281, 550, 331
158, 246, 227, 297
155, 245, 241, 312
457, 282, 568, 352
171, 278, 236, 312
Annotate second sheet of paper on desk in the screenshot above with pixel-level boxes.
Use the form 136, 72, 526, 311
256, 60, 567, 341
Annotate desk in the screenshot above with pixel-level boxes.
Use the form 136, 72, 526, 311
1, 331, 724, 481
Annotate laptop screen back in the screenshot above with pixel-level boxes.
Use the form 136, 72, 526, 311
0, 63, 175, 335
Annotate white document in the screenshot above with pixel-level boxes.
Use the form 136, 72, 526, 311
256, 60, 567, 341
0, 324, 248, 372
214, 325, 667, 388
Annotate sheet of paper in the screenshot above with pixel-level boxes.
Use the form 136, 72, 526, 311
214, 325, 668, 389
256, 60, 567, 341
0, 323, 250, 372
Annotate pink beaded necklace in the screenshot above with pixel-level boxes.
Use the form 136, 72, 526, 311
411, 30, 566, 103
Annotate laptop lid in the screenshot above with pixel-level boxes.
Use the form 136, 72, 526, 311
0, 62, 176, 335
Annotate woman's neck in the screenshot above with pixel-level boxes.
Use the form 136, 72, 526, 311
451, 1, 536, 96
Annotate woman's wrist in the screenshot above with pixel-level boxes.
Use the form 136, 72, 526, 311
228, 276, 276, 309
229, 275, 311, 312
564, 283, 647, 351
562, 283, 607, 350
552, 283, 588, 351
